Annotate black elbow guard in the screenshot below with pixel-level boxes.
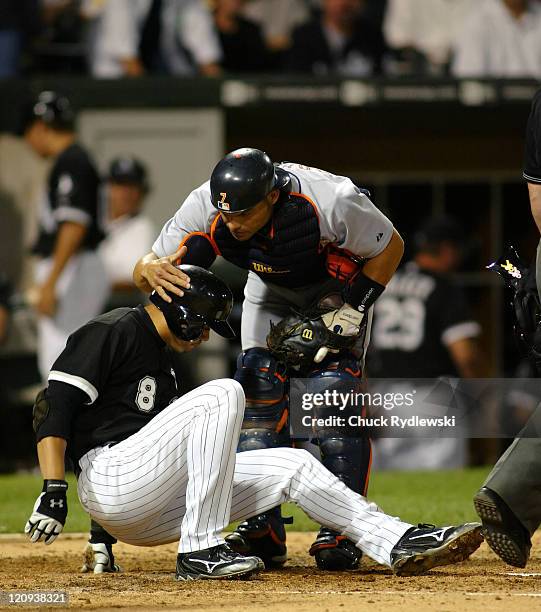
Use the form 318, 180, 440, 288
33, 386, 74, 442
180, 234, 218, 268
33, 388, 50, 434
344, 271, 385, 312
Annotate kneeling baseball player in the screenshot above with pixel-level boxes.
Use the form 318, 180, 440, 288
25, 266, 483, 579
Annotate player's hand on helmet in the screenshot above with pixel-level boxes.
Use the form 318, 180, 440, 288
141, 246, 191, 303
25, 480, 68, 545
314, 304, 364, 363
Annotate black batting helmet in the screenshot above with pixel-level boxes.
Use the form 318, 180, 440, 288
107, 156, 149, 193
149, 265, 235, 340
21, 91, 75, 133
210, 148, 290, 213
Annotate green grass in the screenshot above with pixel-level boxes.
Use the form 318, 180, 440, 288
0, 467, 490, 535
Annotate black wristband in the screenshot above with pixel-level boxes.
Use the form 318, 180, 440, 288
42, 479, 68, 494
344, 271, 385, 312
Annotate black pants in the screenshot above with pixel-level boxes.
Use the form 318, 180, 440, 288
483, 402, 541, 535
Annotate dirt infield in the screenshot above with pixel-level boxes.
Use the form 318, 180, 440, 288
1, 532, 540, 611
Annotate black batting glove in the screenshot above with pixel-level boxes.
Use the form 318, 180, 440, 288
25, 479, 68, 544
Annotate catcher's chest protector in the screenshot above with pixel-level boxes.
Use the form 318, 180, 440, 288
212, 195, 328, 287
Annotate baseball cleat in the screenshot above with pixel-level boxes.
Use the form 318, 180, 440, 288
390, 522, 483, 576
225, 509, 290, 569
474, 486, 531, 568
81, 542, 122, 574
309, 527, 362, 570
175, 544, 262, 580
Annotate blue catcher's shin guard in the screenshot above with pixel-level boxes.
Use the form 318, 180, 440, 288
306, 355, 371, 570
226, 348, 292, 567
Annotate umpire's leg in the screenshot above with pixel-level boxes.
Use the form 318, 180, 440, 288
481, 237, 541, 537
480, 402, 541, 536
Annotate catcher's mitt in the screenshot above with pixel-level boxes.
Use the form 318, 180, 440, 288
266, 310, 356, 370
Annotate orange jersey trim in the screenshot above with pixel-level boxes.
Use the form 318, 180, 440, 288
290, 191, 320, 224
208, 215, 223, 256
275, 408, 289, 433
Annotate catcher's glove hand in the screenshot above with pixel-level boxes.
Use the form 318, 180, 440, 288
316, 304, 364, 362
267, 310, 356, 370
25, 479, 68, 544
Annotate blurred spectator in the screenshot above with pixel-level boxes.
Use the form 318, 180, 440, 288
383, 0, 471, 76
452, 0, 541, 78
362, 0, 388, 31
287, 0, 386, 76
241, 0, 312, 53
88, 0, 222, 78
98, 156, 155, 308
22, 91, 109, 381
0, 1, 41, 78
33, 0, 88, 73
212, 0, 272, 72
0, 275, 12, 345
368, 217, 486, 470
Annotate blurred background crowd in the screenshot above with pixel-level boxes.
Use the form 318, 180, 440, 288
1, 0, 541, 473
2, 0, 541, 79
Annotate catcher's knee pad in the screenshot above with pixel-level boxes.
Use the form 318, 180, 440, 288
234, 348, 289, 452
307, 355, 371, 495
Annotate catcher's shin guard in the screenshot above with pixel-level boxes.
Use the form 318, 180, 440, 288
229, 349, 291, 566
234, 348, 290, 452
306, 356, 371, 570
309, 527, 362, 571
225, 507, 292, 569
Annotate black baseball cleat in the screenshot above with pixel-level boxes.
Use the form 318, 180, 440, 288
309, 527, 362, 570
390, 522, 483, 576
474, 486, 531, 568
225, 509, 291, 569
175, 544, 262, 580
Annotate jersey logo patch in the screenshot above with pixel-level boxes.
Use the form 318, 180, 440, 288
376, 232, 384, 242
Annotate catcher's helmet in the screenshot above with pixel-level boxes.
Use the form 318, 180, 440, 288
22, 91, 75, 133
107, 156, 149, 193
150, 265, 235, 340
210, 148, 290, 213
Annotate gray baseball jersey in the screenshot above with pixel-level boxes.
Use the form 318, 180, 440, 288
153, 162, 395, 349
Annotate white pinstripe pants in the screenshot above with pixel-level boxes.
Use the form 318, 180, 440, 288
77, 379, 411, 565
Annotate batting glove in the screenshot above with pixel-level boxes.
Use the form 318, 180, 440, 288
315, 304, 364, 363
25, 479, 68, 544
